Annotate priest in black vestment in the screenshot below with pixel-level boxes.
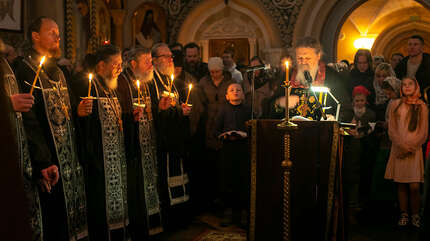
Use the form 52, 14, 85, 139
12, 17, 88, 241
74, 44, 130, 241
151, 43, 192, 229
117, 47, 163, 238
1, 38, 42, 241
267, 37, 350, 121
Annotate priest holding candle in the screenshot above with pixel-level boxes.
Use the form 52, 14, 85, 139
117, 47, 163, 239
151, 43, 192, 230
12, 16, 88, 241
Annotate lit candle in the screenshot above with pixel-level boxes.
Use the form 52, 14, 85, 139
168, 74, 174, 94
185, 83, 193, 105
136, 80, 141, 104
29, 56, 46, 95
285, 61, 289, 86
87, 73, 93, 97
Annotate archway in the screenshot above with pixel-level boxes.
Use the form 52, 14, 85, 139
294, 0, 430, 62
176, 0, 283, 67
337, 0, 430, 63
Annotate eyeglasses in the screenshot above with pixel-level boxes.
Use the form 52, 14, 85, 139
154, 54, 173, 59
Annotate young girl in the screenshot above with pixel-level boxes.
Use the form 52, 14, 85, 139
372, 63, 396, 121
385, 77, 428, 228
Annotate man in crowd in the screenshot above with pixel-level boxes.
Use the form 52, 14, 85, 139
395, 35, 430, 93
117, 47, 163, 238
13, 16, 88, 241
75, 44, 129, 241
184, 42, 208, 82
390, 53, 403, 70
152, 43, 192, 229
222, 48, 243, 83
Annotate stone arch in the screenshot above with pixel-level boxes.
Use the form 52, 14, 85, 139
294, 0, 430, 62
176, 0, 284, 66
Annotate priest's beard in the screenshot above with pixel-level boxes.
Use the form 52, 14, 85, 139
135, 70, 153, 84
295, 64, 318, 86
104, 75, 118, 90
156, 63, 174, 76
353, 106, 366, 118
49, 47, 62, 59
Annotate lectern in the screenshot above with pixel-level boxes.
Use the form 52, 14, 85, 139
247, 120, 344, 241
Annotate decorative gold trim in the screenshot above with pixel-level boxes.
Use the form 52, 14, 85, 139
282, 133, 293, 241
325, 122, 339, 241
89, 0, 98, 53
65, 0, 76, 62
246, 120, 257, 241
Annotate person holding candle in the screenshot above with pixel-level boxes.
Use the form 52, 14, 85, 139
151, 43, 192, 230
74, 44, 132, 241
117, 47, 163, 239
171, 49, 197, 104
1, 37, 42, 241
12, 16, 88, 241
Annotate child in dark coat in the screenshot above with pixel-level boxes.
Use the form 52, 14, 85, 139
214, 83, 251, 227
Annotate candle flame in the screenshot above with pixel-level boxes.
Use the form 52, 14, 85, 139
170, 74, 174, 81
40, 56, 46, 66
285, 61, 289, 68
189, 84, 193, 90
136, 80, 140, 88
88, 73, 93, 81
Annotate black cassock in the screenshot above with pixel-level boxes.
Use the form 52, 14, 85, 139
152, 69, 191, 229
73, 74, 130, 241
1, 57, 43, 241
117, 68, 163, 239
12, 50, 88, 241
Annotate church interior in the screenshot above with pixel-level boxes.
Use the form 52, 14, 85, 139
1, 0, 430, 241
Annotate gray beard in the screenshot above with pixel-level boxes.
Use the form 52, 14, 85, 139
156, 64, 173, 76
353, 106, 366, 118
105, 77, 118, 90
296, 64, 318, 86
135, 70, 153, 84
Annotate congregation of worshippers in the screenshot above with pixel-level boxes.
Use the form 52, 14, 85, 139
2, 15, 430, 241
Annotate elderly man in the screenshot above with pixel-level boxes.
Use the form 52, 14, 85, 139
271, 37, 350, 120
395, 35, 430, 94
75, 44, 129, 241
151, 42, 192, 230
116, 47, 163, 238
12, 17, 88, 241
184, 42, 209, 82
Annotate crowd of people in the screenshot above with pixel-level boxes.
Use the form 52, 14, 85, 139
1, 15, 430, 241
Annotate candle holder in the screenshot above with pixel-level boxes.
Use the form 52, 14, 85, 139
133, 102, 146, 108
80, 96, 97, 100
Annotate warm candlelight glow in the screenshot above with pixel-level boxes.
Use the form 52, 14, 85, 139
29, 56, 46, 95
136, 80, 141, 104
39, 56, 46, 66
185, 83, 193, 105
87, 73, 93, 97
169, 74, 174, 93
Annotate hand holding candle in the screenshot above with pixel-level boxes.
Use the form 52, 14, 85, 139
29, 56, 46, 95
87, 73, 93, 97
185, 83, 193, 105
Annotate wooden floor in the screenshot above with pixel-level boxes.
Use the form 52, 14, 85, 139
153, 205, 422, 241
